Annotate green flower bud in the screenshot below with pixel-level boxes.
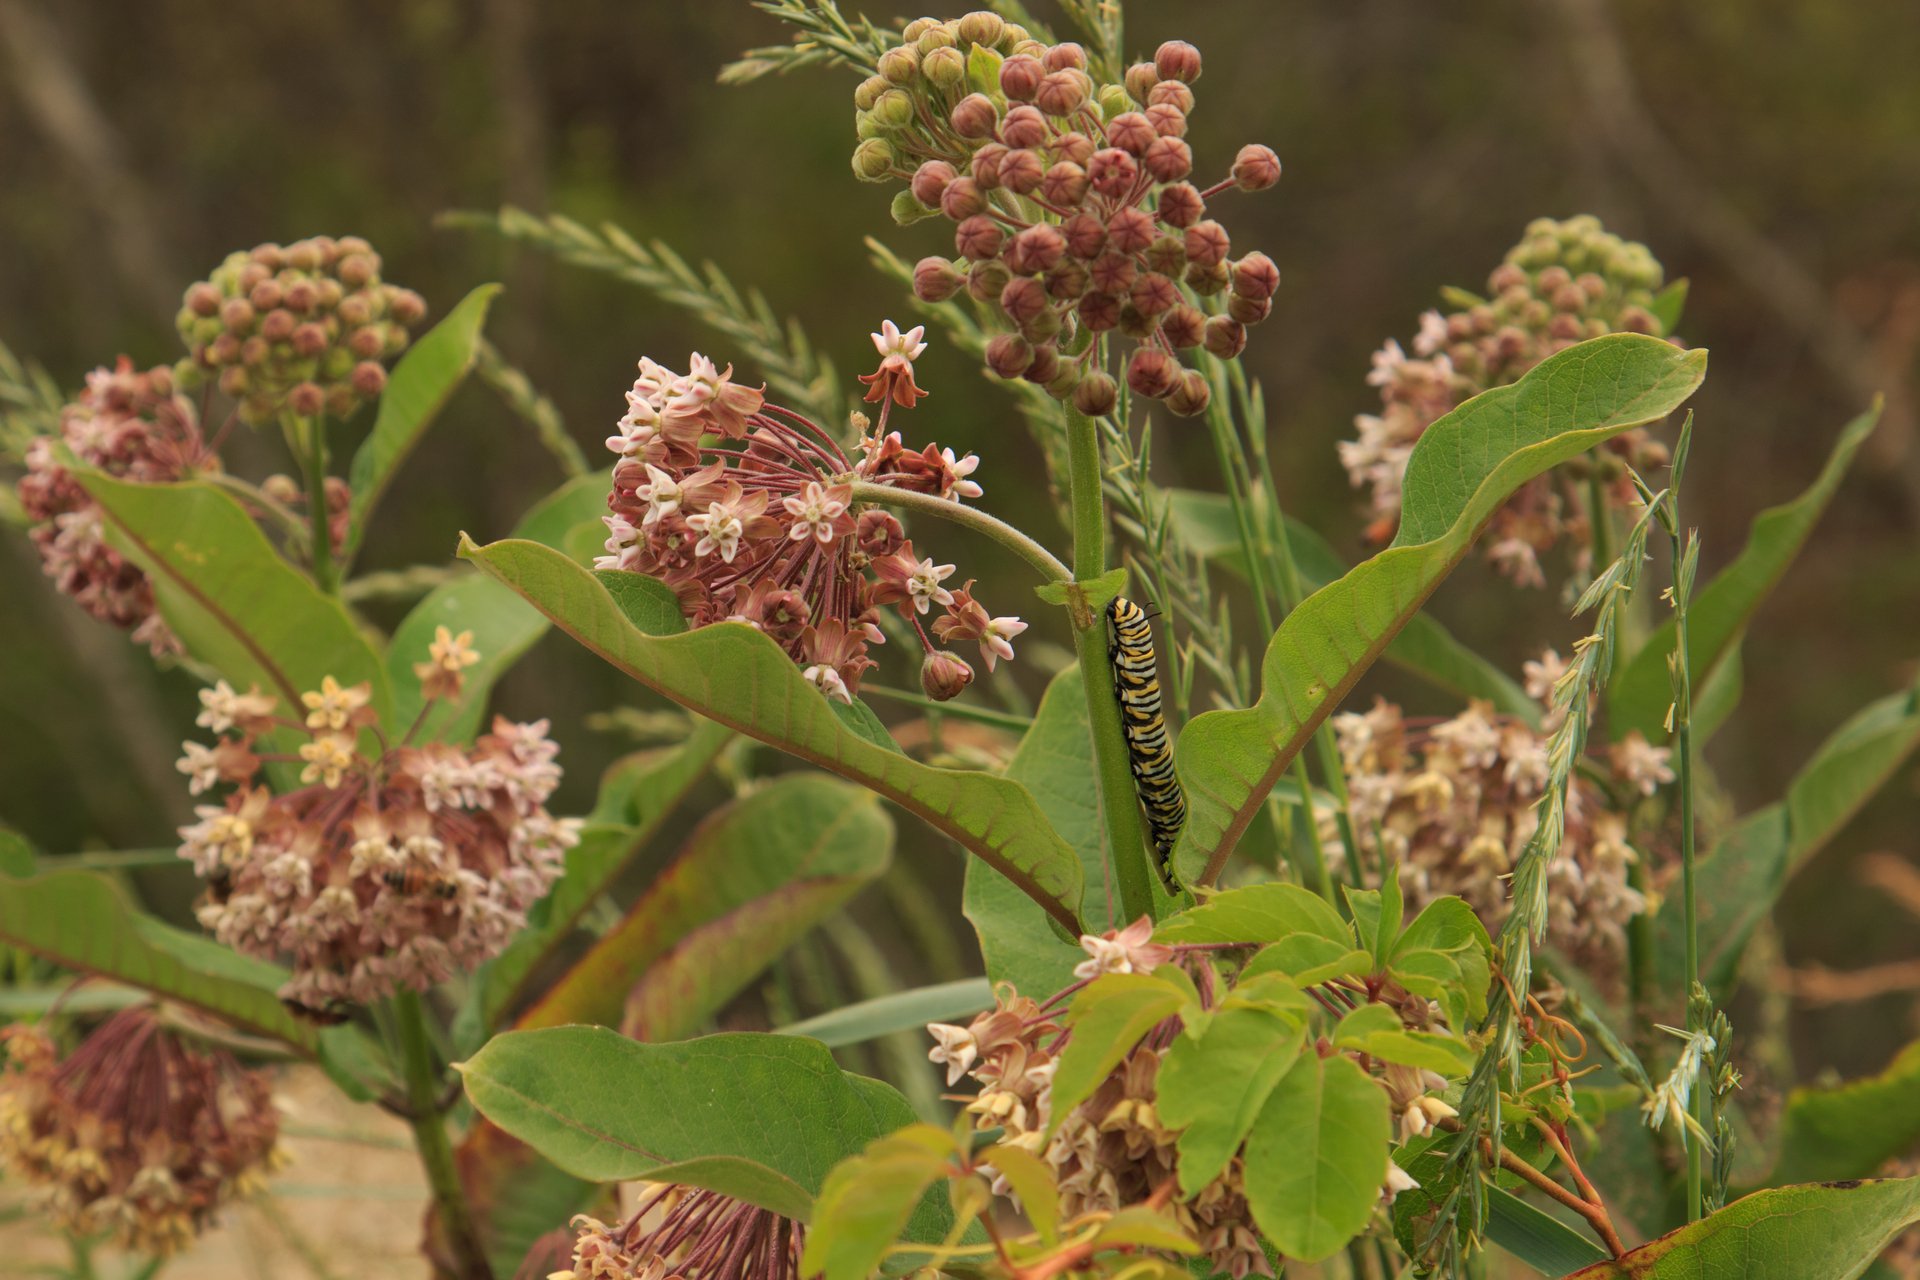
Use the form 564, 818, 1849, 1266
852, 138, 895, 182
871, 88, 915, 130
854, 74, 890, 111
923, 45, 966, 90
878, 45, 919, 85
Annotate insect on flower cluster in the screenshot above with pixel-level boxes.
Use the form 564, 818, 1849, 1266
854, 15, 1282, 417
0, 1008, 283, 1255
173, 629, 578, 1015
597, 325, 1025, 704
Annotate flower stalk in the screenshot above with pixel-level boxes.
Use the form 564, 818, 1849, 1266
846, 480, 1069, 582
392, 988, 493, 1280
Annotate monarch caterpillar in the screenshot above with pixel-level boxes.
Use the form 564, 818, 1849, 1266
1105, 596, 1186, 888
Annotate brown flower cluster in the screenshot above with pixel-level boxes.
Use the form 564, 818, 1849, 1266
927, 921, 1452, 1279
1342, 216, 1676, 585
0, 1008, 282, 1255
175, 235, 427, 425
596, 334, 1025, 705
175, 630, 577, 1015
16, 358, 219, 656
856, 16, 1281, 416
555, 1185, 804, 1280
1327, 674, 1673, 980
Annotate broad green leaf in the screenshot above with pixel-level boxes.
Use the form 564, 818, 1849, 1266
1671, 677, 1920, 990
477, 719, 731, 1028
77, 473, 391, 725
0, 869, 317, 1053
1393, 896, 1493, 1023
775, 978, 995, 1048
1173, 336, 1705, 880
1049, 974, 1188, 1131
1350, 1029, 1476, 1077
803, 1126, 955, 1280
1331, 1003, 1402, 1045
1087, 1206, 1200, 1252
1567, 1177, 1920, 1280
386, 470, 615, 745
1609, 402, 1880, 740
515, 774, 891, 1033
0, 830, 32, 876
458, 1027, 926, 1209
1155, 882, 1352, 947
1759, 1040, 1920, 1188
344, 284, 501, 558
1166, 489, 1537, 722
1243, 1051, 1392, 1263
461, 534, 1085, 933
1158, 1006, 1304, 1194
964, 671, 1103, 996
1373, 862, 1404, 966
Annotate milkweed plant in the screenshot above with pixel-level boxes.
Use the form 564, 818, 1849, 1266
2, 5, 1917, 1280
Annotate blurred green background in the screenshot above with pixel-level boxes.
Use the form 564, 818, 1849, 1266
0, 1, 1915, 1078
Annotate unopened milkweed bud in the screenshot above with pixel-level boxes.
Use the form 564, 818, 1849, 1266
1051, 130, 1096, 167
1043, 42, 1087, 72
871, 89, 915, 130
1145, 234, 1187, 276
999, 148, 1045, 195
1078, 291, 1122, 331
1000, 104, 1048, 149
1144, 135, 1192, 182
1035, 69, 1090, 116
852, 138, 895, 181
288, 380, 326, 417
1125, 61, 1159, 103
1007, 224, 1065, 275
1074, 369, 1119, 416
954, 214, 1004, 260
1023, 342, 1061, 384
1231, 251, 1281, 300
968, 258, 1012, 301
958, 10, 1005, 48
1106, 112, 1156, 157
187, 282, 223, 316
1203, 315, 1247, 359
911, 159, 957, 208
1232, 143, 1282, 191
878, 44, 919, 85
921, 650, 975, 701
941, 175, 987, 219
999, 53, 1044, 101
1041, 160, 1089, 207
1226, 291, 1273, 325
1154, 40, 1203, 84
985, 332, 1035, 378
1145, 101, 1188, 138
854, 74, 889, 111
1149, 80, 1196, 114
1127, 346, 1178, 399
923, 44, 966, 89
350, 361, 387, 399
971, 142, 1008, 189
1089, 251, 1137, 294
1096, 85, 1132, 119
1063, 211, 1107, 259
914, 257, 964, 302
1130, 271, 1178, 317
1166, 367, 1211, 417
999, 275, 1051, 326
1044, 259, 1089, 299
1157, 181, 1205, 228
1088, 148, 1138, 199
1183, 220, 1231, 268
951, 93, 1000, 139
1161, 304, 1206, 349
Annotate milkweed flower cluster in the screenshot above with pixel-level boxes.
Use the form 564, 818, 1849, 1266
596, 328, 1025, 704
174, 234, 427, 425
16, 359, 218, 656
861, 16, 1281, 417
1342, 216, 1676, 585
1326, 681, 1672, 981
174, 631, 577, 1015
0, 1008, 283, 1255
553, 1184, 804, 1280
927, 922, 1455, 1280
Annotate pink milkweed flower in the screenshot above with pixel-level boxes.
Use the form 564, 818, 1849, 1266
859, 319, 931, 410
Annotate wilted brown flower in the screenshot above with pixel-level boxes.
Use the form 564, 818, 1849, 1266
0, 1008, 282, 1255
553, 1185, 804, 1280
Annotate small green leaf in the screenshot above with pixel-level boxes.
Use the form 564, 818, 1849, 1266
774, 978, 995, 1049
980, 1142, 1061, 1241
1172, 335, 1706, 879
1760, 1040, 1920, 1188
1087, 1206, 1200, 1253
1049, 974, 1188, 1132
1648, 278, 1690, 336
964, 44, 1005, 99
0, 869, 317, 1053
1243, 936, 1373, 988
345, 284, 501, 558
1154, 882, 1352, 947
1352, 1029, 1476, 1077
802, 1127, 956, 1280
1243, 1051, 1392, 1263
1609, 402, 1880, 740
461, 535, 1086, 934
1567, 1177, 1920, 1279
1158, 1006, 1304, 1194
1331, 1003, 1402, 1045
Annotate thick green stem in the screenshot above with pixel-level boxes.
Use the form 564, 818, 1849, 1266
1064, 404, 1157, 925
392, 989, 493, 1280
297, 415, 338, 595
848, 480, 1070, 582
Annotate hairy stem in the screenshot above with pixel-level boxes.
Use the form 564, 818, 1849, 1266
848, 480, 1070, 582
1063, 403, 1156, 924
294, 414, 337, 595
392, 989, 493, 1280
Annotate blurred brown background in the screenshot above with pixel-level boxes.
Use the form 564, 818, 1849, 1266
1, 0, 1915, 1081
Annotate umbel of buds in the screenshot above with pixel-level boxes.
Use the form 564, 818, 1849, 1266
0, 1008, 283, 1255
1341, 215, 1675, 585
1328, 679, 1672, 984
859, 18, 1281, 416
553, 1185, 804, 1280
175, 631, 577, 1015
597, 326, 1025, 704
16, 359, 220, 656
175, 235, 428, 426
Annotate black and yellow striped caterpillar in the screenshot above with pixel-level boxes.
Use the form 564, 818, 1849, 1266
1105, 596, 1186, 889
